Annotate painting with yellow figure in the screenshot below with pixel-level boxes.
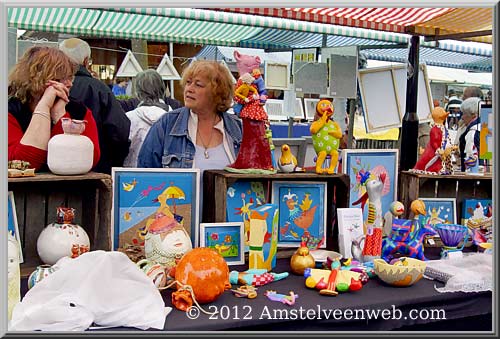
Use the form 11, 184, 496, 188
247, 204, 279, 270
479, 104, 493, 160
200, 222, 245, 265
112, 168, 200, 250
272, 181, 327, 248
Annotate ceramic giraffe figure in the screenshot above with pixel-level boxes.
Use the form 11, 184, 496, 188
361, 173, 386, 262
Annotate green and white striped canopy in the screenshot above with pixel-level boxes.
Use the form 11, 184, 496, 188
8, 7, 492, 72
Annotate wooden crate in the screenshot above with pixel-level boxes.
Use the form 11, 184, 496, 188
399, 171, 492, 222
8, 172, 112, 277
202, 170, 350, 251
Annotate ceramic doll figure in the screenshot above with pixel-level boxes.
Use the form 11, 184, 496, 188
225, 51, 275, 174
411, 107, 457, 175
8, 232, 21, 322
310, 99, 343, 174
229, 269, 289, 287
352, 173, 386, 262
144, 213, 192, 272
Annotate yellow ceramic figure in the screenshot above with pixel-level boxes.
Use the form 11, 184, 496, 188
310, 99, 343, 174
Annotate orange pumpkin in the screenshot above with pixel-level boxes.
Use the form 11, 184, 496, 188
174, 247, 231, 304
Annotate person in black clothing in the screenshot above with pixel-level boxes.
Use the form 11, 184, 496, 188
59, 38, 131, 174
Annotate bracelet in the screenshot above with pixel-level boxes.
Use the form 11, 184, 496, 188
32, 111, 51, 122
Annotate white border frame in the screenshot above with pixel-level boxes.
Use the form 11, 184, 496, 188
8, 191, 23, 263
295, 98, 305, 119
199, 222, 245, 265
111, 167, 200, 249
304, 98, 320, 120
264, 99, 287, 121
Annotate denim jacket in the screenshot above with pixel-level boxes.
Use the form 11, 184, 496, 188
137, 107, 242, 168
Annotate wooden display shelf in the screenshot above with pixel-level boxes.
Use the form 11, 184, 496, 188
202, 170, 350, 251
399, 170, 492, 222
8, 171, 112, 277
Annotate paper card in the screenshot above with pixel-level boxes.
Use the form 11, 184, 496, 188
337, 208, 364, 258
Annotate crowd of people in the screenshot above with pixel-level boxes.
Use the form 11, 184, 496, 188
8, 38, 488, 181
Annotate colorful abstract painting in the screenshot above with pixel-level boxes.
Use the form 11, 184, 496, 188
417, 198, 456, 229
200, 222, 244, 265
111, 168, 200, 250
271, 181, 327, 248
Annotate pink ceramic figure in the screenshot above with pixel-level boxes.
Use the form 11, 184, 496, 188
225, 51, 275, 174
264, 290, 298, 305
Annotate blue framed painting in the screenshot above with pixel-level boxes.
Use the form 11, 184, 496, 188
200, 222, 245, 265
342, 149, 399, 223
271, 181, 327, 247
111, 168, 200, 250
461, 198, 492, 227
8, 191, 23, 263
417, 198, 457, 229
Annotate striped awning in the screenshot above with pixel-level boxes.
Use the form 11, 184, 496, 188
8, 7, 492, 72
221, 8, 493, 44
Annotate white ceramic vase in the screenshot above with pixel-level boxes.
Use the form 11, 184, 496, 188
27, 264, 57, 290
36, 207, 90, 265
47, 118, 93, 175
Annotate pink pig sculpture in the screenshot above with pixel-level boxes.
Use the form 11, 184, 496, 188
225, 50, 275, 174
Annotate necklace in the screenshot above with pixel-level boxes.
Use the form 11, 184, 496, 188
197, 115, 217, 159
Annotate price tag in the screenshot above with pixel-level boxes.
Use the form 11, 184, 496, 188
427, 238, 435, 246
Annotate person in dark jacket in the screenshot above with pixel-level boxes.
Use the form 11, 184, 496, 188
59, 38, 131, 174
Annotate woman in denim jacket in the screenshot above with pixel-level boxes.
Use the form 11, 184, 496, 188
137, 60, 242, 171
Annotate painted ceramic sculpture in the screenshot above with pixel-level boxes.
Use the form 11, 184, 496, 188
373, 257, 426, 287
8, 233, 20, 321
264, 290, 298, 305
383, 201, 405, 236
310, 99, 342, 174
278, 144, 305, 173
381, 203, 437, 262
36, 207, 90, 265
303, 266, 363, 295
411, 107, 457, 175
27, 264, 57, 290
229, 269, 289, 286
290, 245, 316, 275
172, 247, 231, 311
47, 118, 94, 175
143, 212, 192, 273
352, 173, 386, 262
225, 51, 275, 174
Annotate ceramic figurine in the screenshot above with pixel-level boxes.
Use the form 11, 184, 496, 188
383, 201, 405, 236
36, 207, 90, 265
229, 269, 289, 286
231, 285, 258, 299
278, 144, 305, 173
352, 173, 386, 262
411, 107, 457, 175
47, 118, 94, 175
464, 144, 480, 174
172, 247, 231, 311
381, 213, 437, 262
290, 245, 316, 275
143, 213, 192, 274
310, 99, 342, 174
8, 233, 21, 321
225, 51, 276, 174
304, 267, 363, 294
264, 290, 298, 305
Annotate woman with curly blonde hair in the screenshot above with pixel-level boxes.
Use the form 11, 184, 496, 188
8, 46, 100, 171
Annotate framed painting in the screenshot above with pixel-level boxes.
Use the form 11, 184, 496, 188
271, 181, 327, 248
8, 191, 23, 263
200, 222, 245, 265
342, 149, 399, 224
461, 198, 492, 228
111, 168, 200, 250
417, 198, 457, 229
304, 98, 320, 120
479, 104, 493, 160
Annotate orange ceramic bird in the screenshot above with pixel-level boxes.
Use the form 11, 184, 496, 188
310, 100, 342, 174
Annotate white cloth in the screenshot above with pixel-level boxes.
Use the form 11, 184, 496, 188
124, 105, 169, 167
424, 252, 493, 293
10, 251, 170, 331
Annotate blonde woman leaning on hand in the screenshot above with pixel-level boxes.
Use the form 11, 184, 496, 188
8, 46, 100, 171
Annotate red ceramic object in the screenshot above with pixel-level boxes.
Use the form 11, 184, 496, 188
174, 248, 231, 305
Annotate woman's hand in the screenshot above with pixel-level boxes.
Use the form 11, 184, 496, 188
35, 80, 70, 123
